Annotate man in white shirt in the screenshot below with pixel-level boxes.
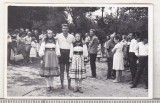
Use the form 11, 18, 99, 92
56, 24, 75, 90
131, 38, 148, 89
129, 33, 139, 83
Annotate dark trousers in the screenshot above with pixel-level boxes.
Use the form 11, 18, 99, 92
107, 57, 116, 78
133, 56, 148, 87
59, 49, 71, 87
90, 54, 97, 77
129, 52, 137, 81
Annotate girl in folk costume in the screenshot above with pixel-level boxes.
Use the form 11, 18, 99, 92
69, 33, 88, 93
29, 37, 37, 63
39, 30, 60, 91
112, 35, 125, 83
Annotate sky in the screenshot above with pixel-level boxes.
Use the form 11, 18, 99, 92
66, 7, 118, 23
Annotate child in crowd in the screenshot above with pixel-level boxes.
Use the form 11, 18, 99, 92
69, 33, 88, 93
29, 37, 37, 63
97, 43, 102, 62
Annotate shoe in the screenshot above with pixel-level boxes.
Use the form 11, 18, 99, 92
111, 76, 116, 79
113, 80, 119, 83
90, 76, 96, 78
107, 76, 111, 79
50, 87, 54, 91
145, 87, 148, 89
78, 87, 83, 93
61, 85, 64, 89
129, 81, 134, 84
73, 87, 78, 93
47, 87, 52, 91
68, 86, 74, 90
29, 61, 33, 63
130, 85, 137, 88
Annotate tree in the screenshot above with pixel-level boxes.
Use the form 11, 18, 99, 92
101, 7, 148, 37
65, 7, 100, 34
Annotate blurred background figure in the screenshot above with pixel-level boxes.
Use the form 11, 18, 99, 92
84, 33, 90, 47
106, 33, 116, 79
89, 29, 99, 78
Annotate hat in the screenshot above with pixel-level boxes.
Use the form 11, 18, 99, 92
62, 23, 69, 29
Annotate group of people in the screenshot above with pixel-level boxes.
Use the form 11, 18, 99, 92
7, 23, 148, 93
104, 32, 148, 89
8, 28, 43, 63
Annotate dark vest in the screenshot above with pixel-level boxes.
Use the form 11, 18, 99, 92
73, 41, 83, 47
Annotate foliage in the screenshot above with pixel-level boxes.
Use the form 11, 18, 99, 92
8, 6, 148, 40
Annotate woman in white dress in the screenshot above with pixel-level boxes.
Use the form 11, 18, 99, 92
112, 35, 124, 83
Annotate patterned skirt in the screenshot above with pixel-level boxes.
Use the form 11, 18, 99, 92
69, 54, 86, 79
40, 50, 60, 77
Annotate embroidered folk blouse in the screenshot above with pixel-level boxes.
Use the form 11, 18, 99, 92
38, 39, 60, 57
69, 41, 88, 58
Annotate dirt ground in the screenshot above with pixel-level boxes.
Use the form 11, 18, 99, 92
7, 58, 148, 97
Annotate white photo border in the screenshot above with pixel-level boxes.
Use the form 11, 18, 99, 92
3, 3, 153, 99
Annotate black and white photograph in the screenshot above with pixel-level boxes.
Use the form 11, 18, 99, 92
6, 4, 153, 98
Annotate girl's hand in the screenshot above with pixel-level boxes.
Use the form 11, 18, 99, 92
57, 55, 61, 57
69, 58, 72, 63
40, 60, 43, 64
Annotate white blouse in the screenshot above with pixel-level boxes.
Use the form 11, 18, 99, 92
69, 44, 88, 58
38, 42, 60, 57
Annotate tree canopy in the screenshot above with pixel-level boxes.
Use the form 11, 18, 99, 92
8, 6, 148, 41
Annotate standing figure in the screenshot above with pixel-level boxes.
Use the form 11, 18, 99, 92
84, 33, 90, 47
29, 37, 37, 63
69, 33, 88, 93
24, 32, 32, 62
39, 30, 60, 91
11, 29, 19, 56
106, 33, 116, 79
8, 33, 13, 64
131, 38, 148, 89
97, 43, 102, 62
39, 30, 46, 45
104, 35, 110, 60
129, 33, 138, 83
112, 36, 124, 83
55, 24, 75, 89
88, 29, 99, 78
32, 30, 39, 43
121, 35, 128, 70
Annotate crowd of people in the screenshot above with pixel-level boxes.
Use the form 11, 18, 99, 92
7, 23, 148, 93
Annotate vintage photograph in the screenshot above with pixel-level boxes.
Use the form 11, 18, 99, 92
6, 4, 151, 98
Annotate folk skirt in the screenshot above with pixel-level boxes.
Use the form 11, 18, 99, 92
69, 54, 86, 79
40, 50, 60, 77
